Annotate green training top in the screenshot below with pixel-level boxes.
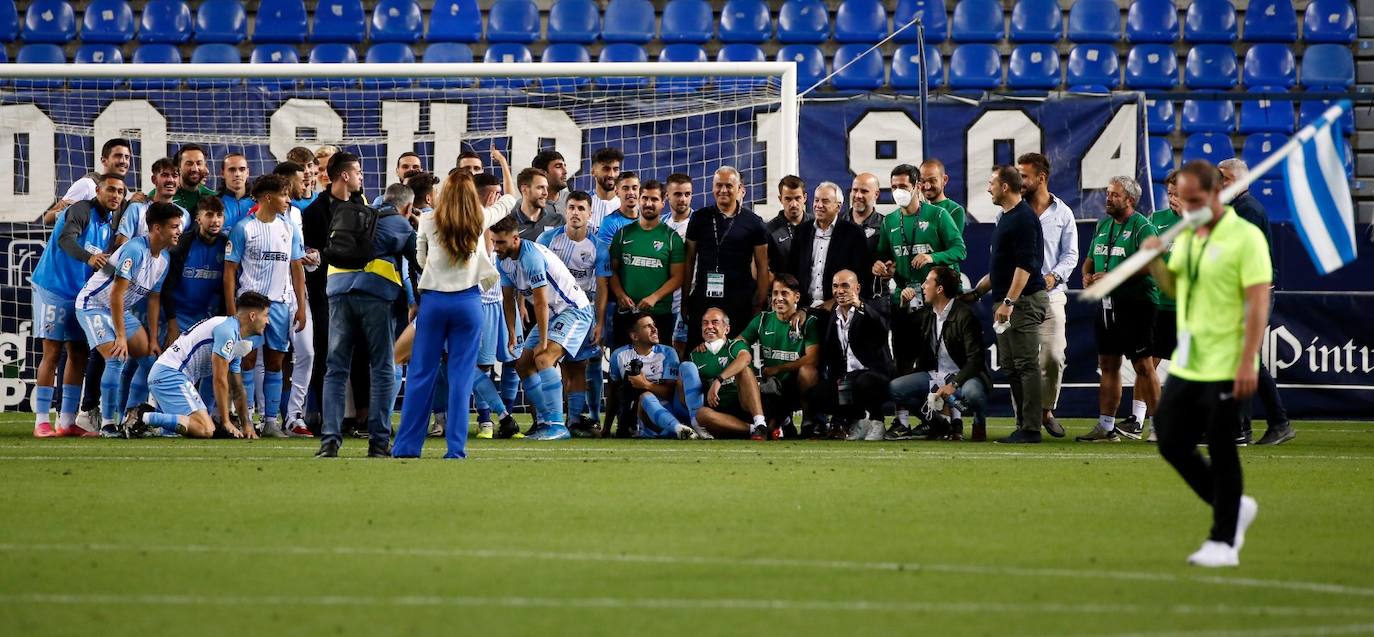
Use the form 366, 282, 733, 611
1150, 207, 1184, 310
875, 203, 966, 304
610, 221, 685, 315
689, 339, 750, 408
928, 198, 967, 234
172, 185, 217, 212
737, 311, 819, 381
1089, 211, 1160, 306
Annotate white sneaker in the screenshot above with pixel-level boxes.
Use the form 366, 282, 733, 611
1146, 427, 1158, 443
1187, 540, 1239, 567
1235, 495, 1258, 552
674, 423, 698, 440
75, 409, 97, 433
261, 419, 288, 438
845, 420, 868, 441
864, 419, 886, 441
688, 421, 714, 440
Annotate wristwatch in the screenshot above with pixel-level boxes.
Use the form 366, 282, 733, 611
1002, 297, 1017, 307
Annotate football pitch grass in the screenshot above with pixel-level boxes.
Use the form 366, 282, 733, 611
2, 414, 1373, 637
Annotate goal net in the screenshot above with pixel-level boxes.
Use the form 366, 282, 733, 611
0, 62, 800, 412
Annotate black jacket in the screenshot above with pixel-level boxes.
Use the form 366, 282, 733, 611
909, 298, 991, 390
786, 218, 873, 308
818, 301, 893, 380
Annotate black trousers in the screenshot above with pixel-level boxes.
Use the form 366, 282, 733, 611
806, 370, 890, 421
1155, 377, 1244, 545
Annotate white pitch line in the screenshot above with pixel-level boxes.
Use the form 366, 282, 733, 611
1059, 622, 1374, 637
3, 451, 1373, 463
3, 542, 1373, 600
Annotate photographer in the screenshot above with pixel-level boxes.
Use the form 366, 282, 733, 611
607, 313, 695, 439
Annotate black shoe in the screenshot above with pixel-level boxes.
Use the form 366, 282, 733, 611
570, 415, 599, 438
883, 422, 919, 441
800, 416, 828, 439
924, 414, 953, 440
121, 404, 152, 439
367, 440, 392, 458
1116, 415, 1144, 440
496, 414, 523, 439
1043, 414, 1066, 438
997, 429, 1043, 444
910, 422, 932, 438
1255, 423, 1296, 446
778, 416, 799, 439
947, 418, 965, 441
314, 440, 340, 458
1235, 428, 1253, 447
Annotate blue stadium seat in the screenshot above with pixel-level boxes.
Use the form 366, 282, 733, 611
306, 43, 359, 89
1010, 0, 1062, 42
15, 43, 66, 88
1125, 44, 1178, 89
1299, 96, 1355, 135
1251, 179, 1291, 222
312, 0, 366, 44
139, 0, 191, 44
891, 44, 944, 90
1148, 136, 1174, 179
716, 43, 768, 91
602, 0, 655, 43
364, 43, 416, 88
1301, 44, 1355, 89
195, 0, 246, 44
1066, 44, 1120, 92
131, 44, 182, 88
894, 0, 947, 42
1239, 94, 1295, 133
948, 44, 1003, 90
81, 0, 134, 44
1146, 98, 1176, 133
249, 44, 300, 90
1126, 0, 1177, 43
482, 42, 535, 88
22, 0, 74, 43
371, 0, 423, 43
1181, 98, 1236, 134
1185, 45, 1238, 89
1184, 0, 1236, 43
657, 43, 709, 93
254, 0, 308, 43
950, 0, 1004, 43
598, 43, 649, 89
428, 0, 482, 42
719, 0, 770, 43
188, 43, 242, 89
834, 0, 887, 43
1303, 0, 1356, 43
1008, 44, 1061, 90
1243, 44, 1296, 88
661, 0, 713, 43
776, 44, 826, 91
487, 0, 540, 43
831, 43, 884, 90
1242, 133, 1288, 178
420, 42, 475, 88
541, 42, 591, 91
1068, 0, 1121, 43
72, 44, 123, 89
547, 0, 599, 43
778, 0, 829, 43
1242, 0, 1297, 42
1181, 133, 1235, 165
0, 0, 16, 43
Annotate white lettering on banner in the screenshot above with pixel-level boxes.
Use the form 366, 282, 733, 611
269, 99, 345, 163
1264, 325, 1374, 376
754, 110, 783, 220
847, 111, 923, 183
1080, 104, 1139, 195
0, 104, 57, 223
6, 240, 45, 288
506, 107, 582, 180
430, 102, 469, 176
93, 100, 168, 194
965, 110, 1041, 224
381, 101, 421, 177
0, 322, 33, 410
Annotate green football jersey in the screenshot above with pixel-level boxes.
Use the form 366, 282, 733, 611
929, 198, 967, 234
737, 311, 819, 380
1150, 208, 1184, 310
875, 203, 966, 304
1089, 211, 1160, 306
610, 222, 685, 315
689, 339, 749, 408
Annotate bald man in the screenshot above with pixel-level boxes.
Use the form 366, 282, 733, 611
845, 173, 884, 255
808, 270, 893, 441
680, 308, 768, 439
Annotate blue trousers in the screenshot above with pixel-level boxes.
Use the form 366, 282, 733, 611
888, 371, 988, 426
322, 293, 396, 447
396, 288, 481, 459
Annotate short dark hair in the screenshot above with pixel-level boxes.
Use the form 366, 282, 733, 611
517, 167, 548, 189
566, 190, 593, 206
196, 195, 225, 217
1016, 152, 1050, 178
458, 150, 481, 163
273, 161, 304, 178
96, 172, 125, 184
778, 174, 805, 192
150, 157, 177, 175
532, 150, 565, 171
175, 143, 206, 165
326, 151, 360, 181
287, 146, 315, 166
101, 138, 131, 159
615, 171, 638, 186
473, 173, 500, 189
930, 265, 960, 297
489, 214, 518, 234
236, 291, 272, 311
405, 171, 440, 204
1165, 168, 1180, 186
890, 163, 920, 183
1178, 160, 1221, 193
666, 173, 692, 187
397, 151, 421, 167
252, 174, 288, 198
220, 153, 246, 170
592, 147, 624, 166
641, 179, 663, 194
992, 165, 1023, 192
146, 201, 183, 227
772, 272, 802, 294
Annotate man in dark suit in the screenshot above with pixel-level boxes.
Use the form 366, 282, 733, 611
786, 181, 873, 309
806, 270, 893, 441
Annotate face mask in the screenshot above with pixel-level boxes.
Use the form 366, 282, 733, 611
704, 339, 727, 355
891, 188, 914, 209
232, 339, 255, 358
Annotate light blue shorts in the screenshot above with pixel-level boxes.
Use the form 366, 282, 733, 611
477, 300, 518, 366
522, 306, 593, 361
248, 301, 292, 353
149, 363, 206, 416
32, 285, 81, 342
673, 312, 688, 344
77, 307, 143, 348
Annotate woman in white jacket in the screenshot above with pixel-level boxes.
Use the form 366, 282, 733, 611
393, 150, 517, 459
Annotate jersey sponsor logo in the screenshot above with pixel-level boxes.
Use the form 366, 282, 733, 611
258, 251, 290, 262
183, 266, 222, 280
221, 338, 235, 357
119, 257, 134, 277
763, 348, 800, 362
627, 255, 663, 268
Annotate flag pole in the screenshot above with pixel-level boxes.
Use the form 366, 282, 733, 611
1081, 100, 1351, 303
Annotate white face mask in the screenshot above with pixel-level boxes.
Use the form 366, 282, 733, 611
891, 187, 914, 209
232, 339, 255, 358
704, 339, 727, 355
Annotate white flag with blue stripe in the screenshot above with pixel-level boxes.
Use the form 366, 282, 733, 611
1282, 101, 1357, 275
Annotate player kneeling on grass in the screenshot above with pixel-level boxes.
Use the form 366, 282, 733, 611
492, 215, 595, 441
735, 274, 820, 439
608, 313, 698, 439
129, 292, 270, 438
680, 308, 769, 440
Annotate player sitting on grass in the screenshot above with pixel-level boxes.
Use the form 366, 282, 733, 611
609, 313, 695, 439
735, 273, 820, 439
128, 292, 271, 439
682, 308, 769, 440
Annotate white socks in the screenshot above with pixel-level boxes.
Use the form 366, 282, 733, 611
1098, 415, 1116, 431
1132, 400, 1147, 422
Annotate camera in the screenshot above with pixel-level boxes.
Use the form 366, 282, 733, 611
626, 358, 644, 376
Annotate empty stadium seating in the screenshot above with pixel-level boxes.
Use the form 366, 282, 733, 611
776, 43, 826, 91
253, 0, 308, 44
73, 42, 123, 88
658, 42, 709, 92
834, 0, 887, 43
547, 0, 599, 43
487, 0, 540, 43
1303, 0, 1356, 43
891, 43, 943, 90
311, 0, 366, 44
950, 0, 1004, 43
1010, 0, 1062, 43
777, 0, 829, 43
541, 41, 591, 91
948, 43, 1002, 91
1126, 0, 1178, 43
661, 0, 714, 43
81, 0, 134, 44
138, 0, 191, 44
371, 0, 423, 43
22, 0, 73, 43
1008, 44, 1061, 90
194, 0, 246, 44
1184, 0, 1237, 43
1066, 44, 1119, 92
0, 0, 16, 43
1067, 0, 1120, 43
893, 0, 946, 41
715, 42, 768, 91
427, 0, 482, 43
832, 42, 884, 90
718, 0, 770, 43
601, 0, 655, 43
1242, 0, 1297, 42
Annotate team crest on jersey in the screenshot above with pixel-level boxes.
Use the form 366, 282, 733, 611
653, 240, 665, 251
918, 221, 929, 231
1122, 231, 1133, 239
119, 258, 134, 277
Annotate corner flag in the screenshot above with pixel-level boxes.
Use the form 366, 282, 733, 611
1283, 100, 1357, 275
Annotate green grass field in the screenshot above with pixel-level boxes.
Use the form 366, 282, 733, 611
2, 414, 1373, 636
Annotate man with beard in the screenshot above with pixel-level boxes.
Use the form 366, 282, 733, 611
589, 147, 623, 231
596, 172, 641, 253
736, 274, 820, 438
683, 167, 770, 346
609, 313, 695, 439
608, 179, 684, 352
1018, 152, 1077, 439
115, 157, 189, 248
457, 150, 484, 175
845, 172, 883, 254
218, 153, 254, 229
172, 144, 217, 212
918, 159, 967, 236
371, 152, 423, 207
513, 167, 558, 242
663, 173, 694, 354
43, 138, 145, 223
533, 150, 571, 221
766, 175, 810, 275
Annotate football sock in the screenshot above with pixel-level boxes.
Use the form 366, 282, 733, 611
471, 368, 506, 416
124, 356, 153, 411
568, 391, 587, 424
537, 367, 565, 426
144, 411, 181, 433
521, 374, 545, 423
640, 394, 680, 435
1132, 399, 1147, 423
241, 367, 257, 412
753, 414, 767, 428
262, 370, 283, 423
1098, 415, 1116, 432
387, 363, 404, 418
586, 356, 603, 419
60, 384, 81, 424
500, 364, 520, 409
100, 357, 126, 424
33, 385, 54, 426
679, 362, 704, 428
893, 408, 909, 427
